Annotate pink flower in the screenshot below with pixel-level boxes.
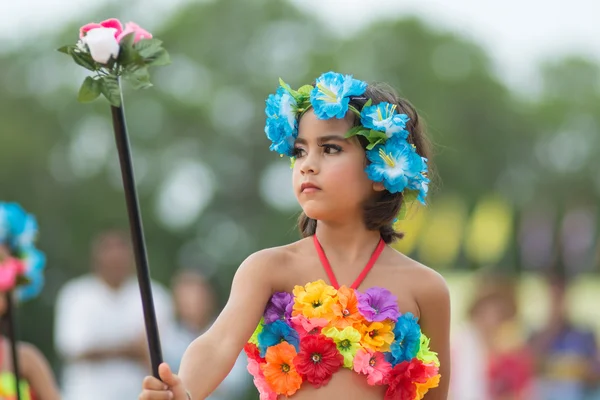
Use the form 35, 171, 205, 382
117, 22, 152, 43
0, 257, 25, 291
79, 18, 123, 39
353, 348, 392, 385
290, 314, 329, 338
247, 358, 277, 400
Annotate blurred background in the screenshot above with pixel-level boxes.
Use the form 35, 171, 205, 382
1, 0, 599, 398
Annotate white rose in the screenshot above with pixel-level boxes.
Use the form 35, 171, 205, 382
82, 27, 120, 64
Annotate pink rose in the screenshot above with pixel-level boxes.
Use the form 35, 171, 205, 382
117, 22, 152, 43
80, 18, 123, 39
0, 257, 25, 291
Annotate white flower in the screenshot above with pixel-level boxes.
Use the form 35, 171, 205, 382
82, 28, 120, 64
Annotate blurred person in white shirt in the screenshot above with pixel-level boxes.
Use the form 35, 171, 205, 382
162, 268, 250, 400
54, 230, 174, 400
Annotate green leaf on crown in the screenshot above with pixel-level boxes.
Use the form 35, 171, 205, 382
16, 274, 31, 286
77, 76, 102, 103
57, 45, 76, 55
345, 125, 365, 138
118, 33, 139, 66
366, 139, 383, 150
363, 98, 373, 108
135, 38, 164, 58
369, 130, 388, 142
397, 190, 419, 220
100, 75, 122, 107
297, 85, 313, 96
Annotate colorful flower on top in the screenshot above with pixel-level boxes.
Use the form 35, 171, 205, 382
415, 334, 439, 366
365, 135, 427, 197
294, 334, 344, 387
249, 317, 265, 346
360, 103, 410, 140
257, 320, 300, 357
264, 291, 294, 324
361, 320, 395, 353
357, 287, 401, 322
384, 359, 438, 400
261, 342, 303, 397
329, 285, 364, 329
244, 343, 265, 363
292, 280, 337, 319
290, 315, 329, 339
415, 374, 441, 400
310, 71, 367, 120
0, 372, 33, 400
247, 357, 277, 400
388, 313, 422, 366
353, 348, 393, 385
322, 326, 363, 368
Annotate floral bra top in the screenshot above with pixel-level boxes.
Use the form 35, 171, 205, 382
0, 372, 33, 400
244, 236, 441, 400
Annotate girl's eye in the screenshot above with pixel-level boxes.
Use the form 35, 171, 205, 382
323, 144, 342, 154
292, 147, 306, 158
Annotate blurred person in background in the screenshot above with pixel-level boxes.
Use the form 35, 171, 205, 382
530, 271, 600, 400
162, 269, 250, 400
451, 273, 535, 400
0, 245, 61, 400
54, 230, 174, 400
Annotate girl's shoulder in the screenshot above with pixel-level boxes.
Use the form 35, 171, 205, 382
381, 247, 449, 304
236, 238, 311, 285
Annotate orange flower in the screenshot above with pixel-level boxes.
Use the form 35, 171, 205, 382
292, 280, 337, 319
328, 286, 364, 329
361, 320, 395, 352
261, 342, 303, 396
415, 374, 440, 399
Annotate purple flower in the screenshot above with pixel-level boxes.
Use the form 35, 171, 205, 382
263, 292, 294, 324
357, 287, 400, 322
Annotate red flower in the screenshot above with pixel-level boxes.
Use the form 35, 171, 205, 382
294, 334, 344, 388
384, 359, 436, 400
244, 343, 265, 363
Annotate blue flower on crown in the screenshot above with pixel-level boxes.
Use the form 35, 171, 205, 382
264, 87, 298, 157
0, 203, 38, 253
407, 159, 430, 204
365, 136, 426, 195
360, 102, 410, 140
310, 71, 367, 119
17, 247, 46, 302
386, 312, 421, 366
257, 319, 300, 357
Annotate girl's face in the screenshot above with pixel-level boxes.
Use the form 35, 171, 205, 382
292, 110, 381, 223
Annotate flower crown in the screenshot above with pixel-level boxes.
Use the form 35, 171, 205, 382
264, 71, 429, 215
0, 203, 46, 301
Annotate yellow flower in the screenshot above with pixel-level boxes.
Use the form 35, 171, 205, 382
360, 320, 394, 352
322, 326, 362, 368
415, 374, 440, 399
248, 317, 265, 345
416, 334, 439, 366
292, 280, 337, 319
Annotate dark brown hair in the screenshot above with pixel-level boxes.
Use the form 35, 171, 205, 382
297, 82, 433, 244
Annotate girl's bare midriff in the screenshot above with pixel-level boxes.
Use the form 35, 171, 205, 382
281, 368, 386, 400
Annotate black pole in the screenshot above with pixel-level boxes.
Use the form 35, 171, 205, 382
110, 80, 163, 378
6, 292, 22, 400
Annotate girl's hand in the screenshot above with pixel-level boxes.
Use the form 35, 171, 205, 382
139, 363, 190, 400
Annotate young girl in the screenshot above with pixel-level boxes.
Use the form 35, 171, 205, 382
140, 71, 451, 400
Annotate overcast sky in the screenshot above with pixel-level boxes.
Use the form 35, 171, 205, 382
2, 0, 599, 91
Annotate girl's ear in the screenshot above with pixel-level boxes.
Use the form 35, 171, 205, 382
372, 181, 385, 192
